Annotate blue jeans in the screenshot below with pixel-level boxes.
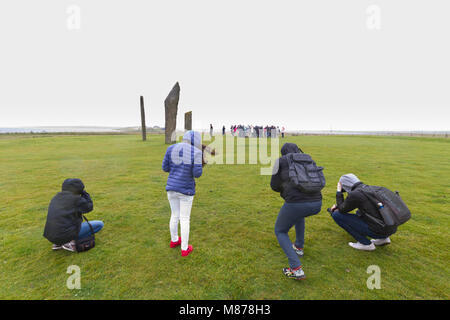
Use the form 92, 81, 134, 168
274, 201, 322, 269
331, 211, 386, 245
78, 221, 104, 239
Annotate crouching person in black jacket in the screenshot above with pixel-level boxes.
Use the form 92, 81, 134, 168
329, 174, 396, 251
43, 179, 104, 252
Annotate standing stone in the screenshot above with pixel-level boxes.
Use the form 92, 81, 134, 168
165, 82, 180, 144
184, 111, 192, 131
140, 96, 146, 141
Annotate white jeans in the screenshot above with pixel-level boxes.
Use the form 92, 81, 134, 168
167, 191, 194, 251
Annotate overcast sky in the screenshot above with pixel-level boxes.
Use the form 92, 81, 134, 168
0, 0, 448, 131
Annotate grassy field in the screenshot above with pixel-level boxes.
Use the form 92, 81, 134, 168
0, 134, 449, 300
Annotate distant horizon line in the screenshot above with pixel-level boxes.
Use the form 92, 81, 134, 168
0, 126, 449, 134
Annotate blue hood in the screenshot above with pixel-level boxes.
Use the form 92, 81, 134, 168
183, 130, 202, 149
162, 131, 204, 196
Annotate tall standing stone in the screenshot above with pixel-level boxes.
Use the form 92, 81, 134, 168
184, 111, 192, 131
164, 82, 180, 144
140, 96, 146, 141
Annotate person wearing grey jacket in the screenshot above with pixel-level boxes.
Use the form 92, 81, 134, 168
329, 174, 396, 251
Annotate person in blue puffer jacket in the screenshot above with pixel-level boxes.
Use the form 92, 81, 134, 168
162, 130, 203, 257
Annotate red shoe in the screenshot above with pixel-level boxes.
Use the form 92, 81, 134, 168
181, 245, 193, 257
170, 237, 181, 248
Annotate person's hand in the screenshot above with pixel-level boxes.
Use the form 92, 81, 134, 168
337, 182, 342, 192
331, 204, 337, 212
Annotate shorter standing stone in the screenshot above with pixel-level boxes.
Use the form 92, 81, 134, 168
184, 111, 192, 131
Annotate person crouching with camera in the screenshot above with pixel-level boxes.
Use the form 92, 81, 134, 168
329, 174, 395, 251
43, 179, 104, 252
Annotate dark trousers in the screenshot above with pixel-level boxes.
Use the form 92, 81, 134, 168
331, 211, 387, 245
274, 201, 322, 269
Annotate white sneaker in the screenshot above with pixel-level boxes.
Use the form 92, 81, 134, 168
52, 244, 63, 250
371, 237, 391, 246
62, 240, 77, 252
348, 242, 376, 251
282, 266, 306, 280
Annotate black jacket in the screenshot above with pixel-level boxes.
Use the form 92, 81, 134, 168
270, 143, 322, 203
336, 182, 397, 236
43, 179, 93, 245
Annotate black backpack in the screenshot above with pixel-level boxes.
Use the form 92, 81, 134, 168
360, 185, 411, 227
286, 152, 326, 194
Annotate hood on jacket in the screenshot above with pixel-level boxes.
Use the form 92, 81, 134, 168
183, 130, 202, 149
339, 174, 361, 192
61, 178, 85, 195
281, 143, 301, 156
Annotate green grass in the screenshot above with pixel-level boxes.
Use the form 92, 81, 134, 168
0, 134, 449, 299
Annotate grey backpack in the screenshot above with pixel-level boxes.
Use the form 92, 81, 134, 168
286, 153, 326, 194
360, 185, 411, 227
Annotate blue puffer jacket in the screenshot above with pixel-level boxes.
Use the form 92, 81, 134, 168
162, 131, 203, 196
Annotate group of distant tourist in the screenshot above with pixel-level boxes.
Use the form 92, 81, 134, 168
198, 124, 286, 138
227, 125, 285, 138
43, 130, 409, 281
